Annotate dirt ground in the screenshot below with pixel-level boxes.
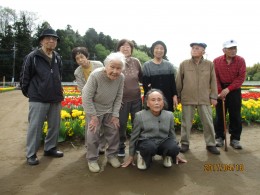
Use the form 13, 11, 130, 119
0, 90, 259, 195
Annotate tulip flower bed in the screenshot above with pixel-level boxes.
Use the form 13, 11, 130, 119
174, 91, 260, 131
42, 87, 85, 142
42, 87, 260, 142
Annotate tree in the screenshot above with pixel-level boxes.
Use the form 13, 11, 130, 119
0, 6, 155, 82
246, 63, 260, 81
0, 7, 16, 36
12, 13, 33, 81
95, 44, 110, 62
252, 72, 260, 81
132, 49, 151, 65
84, 28, 98, 54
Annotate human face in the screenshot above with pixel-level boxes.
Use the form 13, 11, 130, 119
119, 42, 132, 57
105, 60, 123, 80
75, 53, 89, 67
147, 91, 164, 116
153, 44, 165, 59
41, 36, 58, 51
191, 45, 205, 58
223, 46, 237, 58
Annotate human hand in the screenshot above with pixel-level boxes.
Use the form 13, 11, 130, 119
173, 95, 178, 109
219, 88, 230, 99
121, 156, 135, 168
211, 99, 218, 106
111, 116, 120, 129
88, 116, 99, 133
176, 154, 187, 164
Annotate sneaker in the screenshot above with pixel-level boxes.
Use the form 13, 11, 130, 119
137, 151, 147, 170
163, 156, 172, 168
206, 146, 220, 155
230, 140, 242, 149
216, 137, 224, 147
27, 154, 39, 166
180, 144, 189, 153
88, 161, 100, 173
108, 157, 121, 168
117, 148, 125, 157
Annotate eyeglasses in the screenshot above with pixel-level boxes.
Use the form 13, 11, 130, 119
44, 36, 58, 41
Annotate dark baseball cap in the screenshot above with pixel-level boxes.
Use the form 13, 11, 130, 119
190, 42, 207, 49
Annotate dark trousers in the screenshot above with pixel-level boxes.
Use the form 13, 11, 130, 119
137, 138, 179, 168
214, 88, 242, 141
119, 99, 142, 150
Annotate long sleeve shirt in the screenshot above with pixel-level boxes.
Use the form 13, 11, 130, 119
213, 55, 246, 93
122, 57, 142, 102
129, 109, 177, 156
82, 67, 124, 117
176, 58, 218, 105
74, 61, 103, 92
142, 60, 177, 110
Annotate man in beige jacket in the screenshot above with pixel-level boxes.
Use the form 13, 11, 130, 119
176, 42, 220, 155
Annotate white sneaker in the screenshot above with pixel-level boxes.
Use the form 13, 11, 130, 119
137, 151, 147, 170
163, 156, 172, 168
88, 161, 100, 173
108, 157, 121, 168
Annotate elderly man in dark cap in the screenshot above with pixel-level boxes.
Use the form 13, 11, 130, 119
142, 40, 178, 112
176, 42, 220, 155
20, 28, 64, 165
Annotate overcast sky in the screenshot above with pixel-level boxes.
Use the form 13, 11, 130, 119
1, 0, 260, 67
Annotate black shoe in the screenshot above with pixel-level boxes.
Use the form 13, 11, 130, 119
27, 154, 39, 165
206, 146, 220, 155
44, 148, 64, 158
99, 149, 105, 155
180, 144, 189, 153
117, 148, 125, 157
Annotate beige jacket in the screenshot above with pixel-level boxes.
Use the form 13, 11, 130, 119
176, 58, 218, 105
74, 61, 103, 91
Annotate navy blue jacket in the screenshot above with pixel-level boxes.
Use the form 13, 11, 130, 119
20, 49, 64, 103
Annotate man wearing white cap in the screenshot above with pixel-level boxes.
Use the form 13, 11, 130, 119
213, 40, 246, 149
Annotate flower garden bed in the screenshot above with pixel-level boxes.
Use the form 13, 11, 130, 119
0, 87, 16, 93
42, 86, 260, 142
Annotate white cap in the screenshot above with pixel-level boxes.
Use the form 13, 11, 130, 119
223, 39, 238, 49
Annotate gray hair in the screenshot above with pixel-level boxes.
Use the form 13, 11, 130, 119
143, 89, 168, 110
103, 52, 126, 70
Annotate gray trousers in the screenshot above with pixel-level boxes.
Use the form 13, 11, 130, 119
27, 102, 61, 158
84, 119, 106, 151
119, 98, 142, 150
181, 105, 216, 146
86, 113, 119, 162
